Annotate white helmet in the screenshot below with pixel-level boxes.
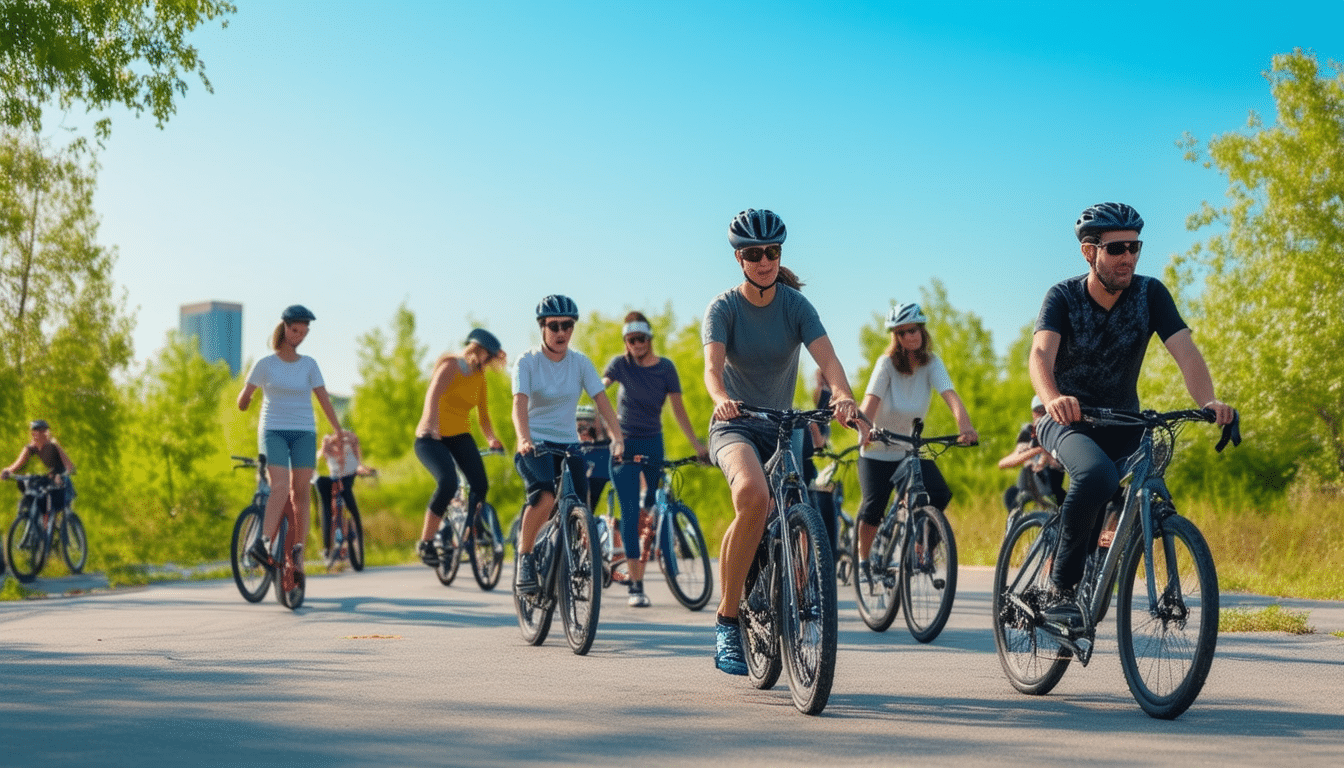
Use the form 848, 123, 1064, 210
884, 303, 928, 329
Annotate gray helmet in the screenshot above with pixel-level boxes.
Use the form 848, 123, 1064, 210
29, 419, 49, 431
885, 303, 928, 329
281, 304, 316, 322
536, 295, 579, 320
575, 404, 597, 420
465, 328, 502, 356
728, 209, 787, 249
1074, 202, 1144, 241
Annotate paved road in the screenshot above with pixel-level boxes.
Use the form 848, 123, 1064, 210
3, 563, 1342, 767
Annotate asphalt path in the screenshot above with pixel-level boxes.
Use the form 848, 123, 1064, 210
3, 562, 1342, 767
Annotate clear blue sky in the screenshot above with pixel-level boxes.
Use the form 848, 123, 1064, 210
83, 0, 1344, 395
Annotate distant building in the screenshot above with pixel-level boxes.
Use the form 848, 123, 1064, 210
180, 301, 243, 376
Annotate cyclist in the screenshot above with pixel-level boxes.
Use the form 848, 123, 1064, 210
702, 208, 862, 675
237, 305, 344, 578
603, 310, 709, 608
996, 396, 1065, 512
576, 404, 612, 512
413, 328, 507, 567
512, 295, 623, 595
1, 419, 76, 522
1030, 202, 1234, 627
854, 303, 978, 582
315, 430, 374, 559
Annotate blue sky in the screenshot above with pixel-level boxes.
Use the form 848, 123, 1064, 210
81, 1, 1344, 395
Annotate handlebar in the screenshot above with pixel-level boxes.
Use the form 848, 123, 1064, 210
627, 455, 708, 470
858, 414, 977, 451
1079, 407, 1242, 453
735, 403, 835, 427
814, 444, 861, 461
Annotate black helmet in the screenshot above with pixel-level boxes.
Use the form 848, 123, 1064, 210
465, 328, 502, 356
536, 295, 579, 320
281, 304, 316, 322
29, 419, 49, 431
728, 209, 787, 249
1074, 202, 1144, 241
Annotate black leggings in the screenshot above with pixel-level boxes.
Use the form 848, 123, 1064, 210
414, 433, 489, 516
855, 455, 952, 527
315, 474, 358, 547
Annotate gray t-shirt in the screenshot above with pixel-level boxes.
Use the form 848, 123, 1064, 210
701, 285, 826, 411
512, 347, 605, 444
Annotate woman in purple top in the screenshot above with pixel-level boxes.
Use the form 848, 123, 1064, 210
603, 311, 709, 607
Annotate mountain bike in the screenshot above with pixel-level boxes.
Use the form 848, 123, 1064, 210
5, 474, 86, 582
992, 407, 1240, 720
229, 455, 305, 609
607, 455, 714, 611
1005, 457, 1062, 536
734, 404, 838, 716
854, 418, 974, 643
812, 444, 859, 585
436, 448, 507, 591
512, 442, 603, 655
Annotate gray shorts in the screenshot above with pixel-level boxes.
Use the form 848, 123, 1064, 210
707, 418, 803, 471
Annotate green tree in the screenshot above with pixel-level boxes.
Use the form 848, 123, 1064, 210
0, 0, 236, 140
349, 303, 427, 462
1177, 49, 1344, 486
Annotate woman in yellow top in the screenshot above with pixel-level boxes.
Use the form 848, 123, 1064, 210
413, 328, 507, 565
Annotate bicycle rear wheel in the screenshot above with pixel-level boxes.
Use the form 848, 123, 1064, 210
230, 506, 271, 602
740, 549, 782, 690
992, 512, 1070, 695
779, 503, 837, 715
435, 514, 462, 586
346, 508, 365, 571
660, 502, 713, 611
853, 507, 902, 632
1116, 513, 1218, 720
900, 506, 957, 643
469, 502, 505, 590
557, 501, 602, 655
60, 511, 88, 573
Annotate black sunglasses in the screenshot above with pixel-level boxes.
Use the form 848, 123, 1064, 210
738, 245, 782, 262
625, 334, 650, 344
1096, 240, 1142, 256
544, 320, 575, 333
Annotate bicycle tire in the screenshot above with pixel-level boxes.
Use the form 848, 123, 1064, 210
900, 506, 957, 643
660, 502, 713, 611
60, 511, 88, 573
779, 503, 837, 715
6, 508, 45, 583
469, 502, 505, 590
853, 507, 902, 632
323, 501, 344, 571
1116, 513, 1219, 720
230, 506, 271, 602
347, 508, 365, 572
557, 501, 602, 655
992, 512, 1071, 696
513, 535, 554, 646
274, 517, 292, 606
741, 549, 782, 690
435, 513, 462, 586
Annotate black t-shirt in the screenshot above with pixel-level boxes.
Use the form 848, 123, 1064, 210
1035, 274, 1187, 410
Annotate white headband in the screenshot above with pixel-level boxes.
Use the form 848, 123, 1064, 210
622, 321, 653, 337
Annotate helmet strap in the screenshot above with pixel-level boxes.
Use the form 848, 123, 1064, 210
742, 271, 776, 297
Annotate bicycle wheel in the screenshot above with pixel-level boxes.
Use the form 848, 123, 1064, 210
900, 506, 957, 643
992, 512, 1071, 696
60, 511, 88, 573
230, 506, 271, 602
557, 501, 602, 655
779, 503, 837, 715
435, 515, 462, 586
274, 517, 293, 606
346, 508, 365, 572
323, 503, 343, 571
513, 533, 554, 646
660, 503, 713, 611
7, 508, 45, 583
469, 502, 505, 590
853, 507, 902, 632
1116, 513, 1219, 720
740, 548, 782, 690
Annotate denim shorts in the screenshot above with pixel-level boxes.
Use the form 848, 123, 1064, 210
261, 430, 317, 470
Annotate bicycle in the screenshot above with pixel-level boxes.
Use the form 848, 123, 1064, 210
316, 468, 373, 573
512, 442, 603, 655
853, 417, 974, 643
435, 448, 506, 591
5, 474, 86, 582
812, 444, 859, 585
733, 403, 838, 716
606, 455, 714, 611
228, 455, 305, 609
1005, 456, 1062, 536
992, 407, 1240, 720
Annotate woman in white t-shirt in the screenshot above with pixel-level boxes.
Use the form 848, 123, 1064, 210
237, 305, 344, 577
855, 303, 977, 568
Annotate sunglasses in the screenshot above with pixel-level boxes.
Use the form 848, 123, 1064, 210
895, 326, 922, 338
625, 334, 650, 344
544, 320, 575, 333
738, 245, 782, 262
1096, 240, 1142, 256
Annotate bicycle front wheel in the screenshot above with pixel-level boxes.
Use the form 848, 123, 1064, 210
7, 509, 45, 583
60, 511, 88, 573
469, 502, 505, 591
435, 515, 462, 586
1116, 513, 1219, 720
660, 503, 713, 611
557, 501, 602, 655
514, 529, 554, 646
346, 508, 365, 571
853, 508, 901, 632
740, 549, 782, 690
992, 512, 1070, 695
230, 506, 271, 602
779, 503, 837, 715
900, 506, 957, 643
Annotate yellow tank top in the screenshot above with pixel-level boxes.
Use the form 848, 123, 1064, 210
438, 361, 487, 437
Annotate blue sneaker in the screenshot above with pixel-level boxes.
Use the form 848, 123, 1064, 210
715, 621, 748, 676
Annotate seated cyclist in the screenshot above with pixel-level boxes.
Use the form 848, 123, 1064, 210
314, 430, 374, 558
997, 395, 1065, 512
1, 419, 77, 520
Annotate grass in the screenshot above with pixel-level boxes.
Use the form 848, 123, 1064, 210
1219, 604, 1315, 634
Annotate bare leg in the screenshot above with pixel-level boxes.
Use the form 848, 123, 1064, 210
714, 443, 771, 618
263, 465, 291, 540
518, 491, 555, 554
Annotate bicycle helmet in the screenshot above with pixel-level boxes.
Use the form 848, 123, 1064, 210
29, 419, 49, 431
575, 404, 597, 420
1074, 202, 1144, 241
884, 303, 928, 329
281, 304, 316, 322
727, 209, 787, 249
535, 295, 579, 320
465, 328, 502, 357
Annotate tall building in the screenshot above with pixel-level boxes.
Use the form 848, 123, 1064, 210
180, 301, 243, 376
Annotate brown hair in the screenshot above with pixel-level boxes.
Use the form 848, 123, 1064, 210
271, 322, 287, 351
623, 310, 652, 364
777, 266, 804, 290
884, 326, 932, 375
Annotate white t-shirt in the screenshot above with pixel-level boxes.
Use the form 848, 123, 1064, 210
246, 354, 324, 432
860, 354, 954, 461
512, 347, 605, 444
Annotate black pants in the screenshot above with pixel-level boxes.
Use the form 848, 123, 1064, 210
414, 433, 489, 516
855, 455, 952, 527
315, 474, 359, 547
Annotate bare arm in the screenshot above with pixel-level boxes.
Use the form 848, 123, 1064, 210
476, 376, 502, 450
313, 386, 342, 436
805, 335, 864, 440
1165, 329, 1234, 425
1030, 329, 1080, 425
237, 382, 258, 411
1, 446, 30, 478
416, 358, 458, 439
593, 391, 624, 461
703, 341, 739, 421
667, 392, 709, 458
53, 441, 76, 475
512, 393, 534, 455
998, 442, 1043, 470
939, 389, 979, 444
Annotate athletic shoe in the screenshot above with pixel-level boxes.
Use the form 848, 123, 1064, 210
248, 536, 276, 569
1041, 585, 1083, 630
515, 552, 539, 595
715, 621, 748, 676
628, 589, 651, 608
417, 540, 439, 567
